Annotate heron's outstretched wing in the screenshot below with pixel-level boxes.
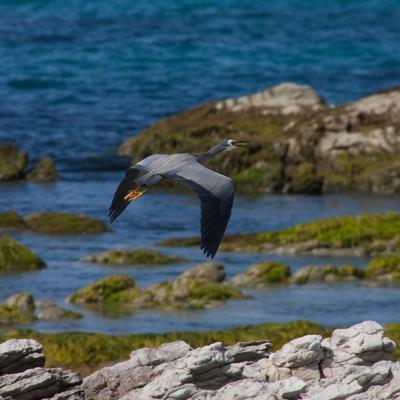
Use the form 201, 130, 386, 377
108, 155, 167, 223
166, 161, 234, 258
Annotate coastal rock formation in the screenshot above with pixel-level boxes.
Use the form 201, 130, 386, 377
68, 263, 246, 311
0, 339, 83, 400
79, 321, 399, 399
118, 83, 400, 194
82, 248, 185, 266
26, 157, 59, 182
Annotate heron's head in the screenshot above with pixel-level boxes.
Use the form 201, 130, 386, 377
222, 139, 248, 152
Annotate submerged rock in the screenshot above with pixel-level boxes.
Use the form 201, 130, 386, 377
0, 236, 46, 273
230, 261, 290, 287
0, 144, 28, 181
68, 263, 246, 311
24, 212, 109, 234
4, 292, 35, 313
26, 157, 59, 182
82, 248, 185, 266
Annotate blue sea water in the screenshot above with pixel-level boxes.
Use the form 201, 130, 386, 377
0, 0, 400, 333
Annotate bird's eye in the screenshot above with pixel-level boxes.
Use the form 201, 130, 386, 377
228, 140, 234, 146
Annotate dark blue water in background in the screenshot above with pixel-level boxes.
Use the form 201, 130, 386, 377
0, 0, 400, 333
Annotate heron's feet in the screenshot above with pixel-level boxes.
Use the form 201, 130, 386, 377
124, 188, 147, 202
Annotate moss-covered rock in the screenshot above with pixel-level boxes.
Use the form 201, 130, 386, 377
291, 265, 364, 284
162, 212, 400, 255
67, 275, 139, 304
26, 157, 58, 182
0, 211, 27, 230
24, 212, 109, 234
82, 248, 185, 266
68, 263, 246, 311
230, 261, 290, 287
0, 236, 46, 273
365, 255, 400, 284
0, 144, 28, 181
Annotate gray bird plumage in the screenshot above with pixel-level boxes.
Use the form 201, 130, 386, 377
108, 139, 247, 258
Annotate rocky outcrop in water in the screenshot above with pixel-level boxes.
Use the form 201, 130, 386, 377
0, 211, 108, 235
0, 339, 83, 399
118, 83, 400, 194
78, 321, 399, 399
68, 262, 246, 311
0, 144, 58, 183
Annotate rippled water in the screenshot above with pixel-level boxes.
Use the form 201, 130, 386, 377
1, 183, 400, 333
1, 0, 400, 333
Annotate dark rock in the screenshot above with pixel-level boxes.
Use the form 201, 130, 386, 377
27, 158, 58, 182
0, 144, 27, 181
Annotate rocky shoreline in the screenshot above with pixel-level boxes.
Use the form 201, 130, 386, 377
1, 321, 399, 399
118, 83, 400, 195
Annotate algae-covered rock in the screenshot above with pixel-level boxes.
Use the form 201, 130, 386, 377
0, 236, 46, 273
24, 212, 109, 234
68, 275, 139, 304
26, 157, 58, 182
365, 255, 400, 285
230, 261, 290, 287
82, 248, 185, 266
0, 144, 28, 181
68, 263, 246, 311
0, 211, 26, 230
290, 264, 364, 285
220, 212, 400, 254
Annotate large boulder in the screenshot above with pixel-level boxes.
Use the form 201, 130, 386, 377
0, 144, 27, 181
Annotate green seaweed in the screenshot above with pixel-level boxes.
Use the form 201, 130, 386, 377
0, 211, 26, 229
0, 236, 46, 273
24, 212, 109, 234
82, 248, 186, 266
365, 255, 400, 281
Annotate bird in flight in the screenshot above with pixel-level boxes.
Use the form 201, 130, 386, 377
109, 139, 248, 258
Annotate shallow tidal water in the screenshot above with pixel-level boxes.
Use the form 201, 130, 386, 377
1, 0, 400, 333
2, 182, 400, 334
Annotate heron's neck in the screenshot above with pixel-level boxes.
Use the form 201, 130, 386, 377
197, 144, 225, 163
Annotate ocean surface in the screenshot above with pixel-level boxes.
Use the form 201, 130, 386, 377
0, 0, 400, 333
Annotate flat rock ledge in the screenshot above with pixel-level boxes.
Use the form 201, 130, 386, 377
1, 321, 399, 400
0, 339, 83, 400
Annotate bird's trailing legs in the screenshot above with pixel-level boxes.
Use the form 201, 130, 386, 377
124, 186, 148, 202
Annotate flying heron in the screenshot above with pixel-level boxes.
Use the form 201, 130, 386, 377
108, 139, 248, 258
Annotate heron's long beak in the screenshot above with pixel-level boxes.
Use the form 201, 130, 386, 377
234, 140, 249, 147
